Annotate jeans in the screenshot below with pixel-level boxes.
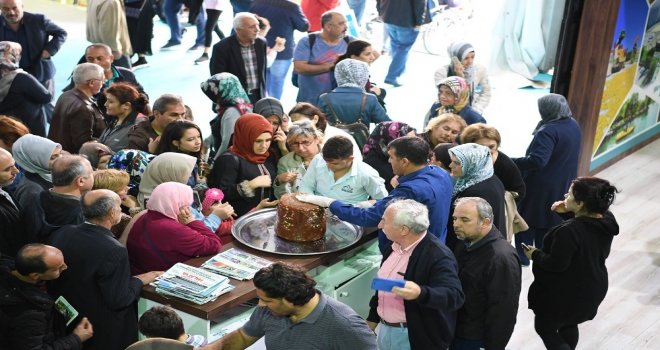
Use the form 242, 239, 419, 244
164, 0, 184, 44
194, 7, 206, 47
384, 23, 419, 83
449, 337, 485, 350
347, 0, 366, 25
515, 227, 548, 265
534, 315, 579, 350
266, 59, 292, 99
377, 324, 410, 350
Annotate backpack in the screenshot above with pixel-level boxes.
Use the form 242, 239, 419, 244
291, 33, 351, 87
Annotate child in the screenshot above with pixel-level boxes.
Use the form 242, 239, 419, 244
138, 306, 207, 347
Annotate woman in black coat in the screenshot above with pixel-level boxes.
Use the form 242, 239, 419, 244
524, 177, 619, 350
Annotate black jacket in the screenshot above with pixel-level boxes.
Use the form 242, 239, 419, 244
20, 190, 84, 244
0, 189, 21, 257
0, 265, 82, 350
377, 0, 431, 28
368, 234, 464, 349
209, 35, 267, 97
453, 227, 522, 350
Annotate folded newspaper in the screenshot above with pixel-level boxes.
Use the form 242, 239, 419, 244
201, 248, 273, 280
154, 263, 234, 305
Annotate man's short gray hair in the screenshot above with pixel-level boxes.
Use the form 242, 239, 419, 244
233, 12, 258, 29
152, 94, 183, 114
81, 192, 117, 220
51, 155, 90, 186
72, 62, 103, 85
387, 199, 429, 234
321, 11, 341, 27
85, 43, 112, 56
454, 197, 493, 222
287, 120, 319, 141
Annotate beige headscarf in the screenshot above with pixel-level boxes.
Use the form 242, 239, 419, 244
137, 152, 196, 207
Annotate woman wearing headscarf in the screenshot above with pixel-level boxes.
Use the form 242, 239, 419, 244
362, 121, 416, 192
513, 93, 582, 266
108, 149, 155, 198
424, 76, 486, 128
434, 42, 491, 113
138, 152, 232, 234
78, 141, 114, 170
201, 72, 253, 158
317, 59, 390, 128
445, 143, 506, 251
207, 114, 277, 217
11, 134, 62, 207
126, 182, 222, 275
0, 41, 51, 137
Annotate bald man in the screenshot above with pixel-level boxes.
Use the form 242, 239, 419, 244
0, 148, 21, 256
49, 189, 162, 350
0, 243, 93, 349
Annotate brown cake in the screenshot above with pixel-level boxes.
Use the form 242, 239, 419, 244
276, 193, 326, 241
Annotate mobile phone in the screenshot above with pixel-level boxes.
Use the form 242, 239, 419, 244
371, 278, 405, 292
521, 243, 532, 250
451, 56, 461, 66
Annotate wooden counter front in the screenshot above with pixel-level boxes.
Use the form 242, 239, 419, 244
140, 229, 378, 320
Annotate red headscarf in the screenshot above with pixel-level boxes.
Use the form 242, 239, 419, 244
229, 113, 273, 164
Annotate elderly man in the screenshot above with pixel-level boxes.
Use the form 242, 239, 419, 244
298, 136, 453, 252
200, 262, 376, 350
20, 155, 94, 244
299, 135, 387, 205
0, 0, 66, 116
451, 197, 522, 350
127, 94, 186, 153
210, 12, 267, 103
0, 244, 94, 349
0, 148, 20, 256
49, 189, 162, 350
86, 0, 132, 68
63, 44, 144, 116
293, 11, 352, 105
367, 199, 464, 350
49, 63, 106, 153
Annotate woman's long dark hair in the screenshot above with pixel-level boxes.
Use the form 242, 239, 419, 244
156, 120, 203, 159
334, 40, 372, 65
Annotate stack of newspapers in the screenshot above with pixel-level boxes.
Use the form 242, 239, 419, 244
154, 263, 235, 305
201, 248, 273, 280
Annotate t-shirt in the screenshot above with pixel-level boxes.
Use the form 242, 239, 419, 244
242, 293, 377, 350
294, 35, 350, 105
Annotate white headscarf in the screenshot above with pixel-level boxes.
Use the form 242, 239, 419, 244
12, 134, 61, 183
334, 59, 370, 89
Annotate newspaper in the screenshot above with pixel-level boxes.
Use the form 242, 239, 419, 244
54, 296, 79, 326
201, 248, 273, 280
154, 263, 234, 304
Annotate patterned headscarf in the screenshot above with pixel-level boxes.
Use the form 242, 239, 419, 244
229, 113, 273, 164
448, 143, 493, 196
334, 59, 370, 89
146, 182, 193, 220
138, 152, 197, 207
447, 42, 476, 85
437, 76, 470, 113
12, 134, 61, 183
534, 93, 573, 134
0, 41, 22, 102
201, 72, 253, 117
363, 121, 416, 159
108, 149, 156, 196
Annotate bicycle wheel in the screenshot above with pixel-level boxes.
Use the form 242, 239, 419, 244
422, 18, 454, 56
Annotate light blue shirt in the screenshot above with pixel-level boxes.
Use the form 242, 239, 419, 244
191, 207, 221, 232
299, 154, 387, 204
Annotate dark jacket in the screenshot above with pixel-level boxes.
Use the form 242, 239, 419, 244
427, 101, 486, 125
127, 115, 158, 152
368, 234, 464, 349
48, 223, 144, 350
20, 190, 84, 245
0, 265, 82, 350
210, 35, 268, 97
318, 86, 391, 128
48, 88, 106, 153
207, 150, 277, 217
513, 117, 581, 228
453, 227, 521, 350
494, 151, 525, 201
12, 171, 51, 209
377, 0, 431, 28
250, 0, 310, 60
0, 189, 21, 257
99, 111, 145, 152
529, 212, 619, 323
0, 12, 67, 84
0, 71, 51, 136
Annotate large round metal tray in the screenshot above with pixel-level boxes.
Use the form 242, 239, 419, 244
231, 208, 362, 256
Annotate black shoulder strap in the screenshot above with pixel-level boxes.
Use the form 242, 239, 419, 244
357, 93, 367, 123
321, 94, 341, 125
307, 33, 317, 62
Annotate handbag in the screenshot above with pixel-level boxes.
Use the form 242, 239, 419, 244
321, 93, 369, 151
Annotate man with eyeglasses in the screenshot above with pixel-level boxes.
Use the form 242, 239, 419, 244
49, 63, 106, 153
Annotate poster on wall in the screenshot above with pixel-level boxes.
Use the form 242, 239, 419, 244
591, 0, 660, 171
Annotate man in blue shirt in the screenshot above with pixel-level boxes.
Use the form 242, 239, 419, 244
299, 135, 387, 204
298, 136, 453, 252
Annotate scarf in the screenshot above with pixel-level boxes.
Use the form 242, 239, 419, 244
448, 143, 493, 196
447, 42, 476, 85
108, 149, 156, 195
12, 134, 61, 183
0, 41, 22, 102
201, 72, 253, 117
533, 93, 572, 134
138, 152, 197, 207
363, 121, 416, 159
229, 113, 273, 164
334, 59, 370, 89
146, 182, 193, 220
437, 76, 470, 114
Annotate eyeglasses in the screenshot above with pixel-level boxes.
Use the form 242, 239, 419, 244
88, 78, 106, 84
288, 140, 314, 148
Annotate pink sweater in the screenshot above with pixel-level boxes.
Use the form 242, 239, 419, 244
127, 211, 222, 275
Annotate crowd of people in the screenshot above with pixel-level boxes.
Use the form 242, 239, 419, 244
0, 1, 622, 350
